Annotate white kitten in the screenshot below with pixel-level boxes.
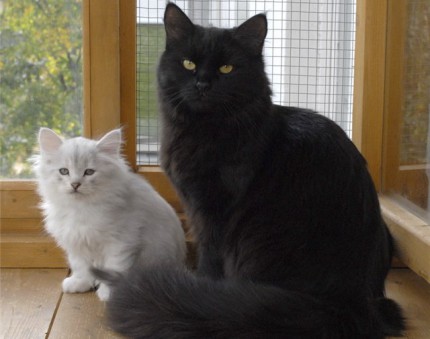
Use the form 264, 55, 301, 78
33, 128, 186, 301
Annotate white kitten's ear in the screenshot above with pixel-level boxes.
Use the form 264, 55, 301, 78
97, 129, 122, 157
38, 128, 63, 153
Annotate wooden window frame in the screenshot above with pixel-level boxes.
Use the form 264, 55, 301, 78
1, 0, 148, 267
2, 1, 429, 280
0, 0, 179, 268
353, 0, 430, 282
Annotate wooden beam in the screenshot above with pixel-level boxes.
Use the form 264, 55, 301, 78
381, 195, 430, 284
119, 0, 137, 169
352, 0, 388, 190
83, 0, 121, 138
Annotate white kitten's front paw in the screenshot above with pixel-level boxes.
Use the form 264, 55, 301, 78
96, 283, 111, 301
62, 276, 94, 294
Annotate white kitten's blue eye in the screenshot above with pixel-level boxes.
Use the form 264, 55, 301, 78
84, 169, 95, 176
59, 168, 69, 175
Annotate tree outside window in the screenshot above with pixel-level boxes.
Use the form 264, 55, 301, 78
0, 0, 83, 178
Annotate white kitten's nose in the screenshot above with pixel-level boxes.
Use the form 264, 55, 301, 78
71, 182, 81, 191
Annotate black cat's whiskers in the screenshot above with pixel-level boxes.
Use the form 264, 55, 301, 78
161, 86, 188, 112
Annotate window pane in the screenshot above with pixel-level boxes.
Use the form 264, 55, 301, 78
384, 0, 430, 221
0, 0, 83, 178
136, 0, 356, 165
136, 15, 165, 165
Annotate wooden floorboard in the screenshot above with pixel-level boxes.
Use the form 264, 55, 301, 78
0, 269, 67, 339
0, 268, 429, 338
387, 269, 430, 339
48, 293, 123, 338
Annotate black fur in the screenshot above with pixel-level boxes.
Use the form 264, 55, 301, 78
99, 3, 405, 338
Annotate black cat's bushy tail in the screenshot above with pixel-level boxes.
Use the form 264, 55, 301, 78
94, 266, 404, 339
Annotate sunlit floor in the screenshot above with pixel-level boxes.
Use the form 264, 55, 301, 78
1, 268, 429, 338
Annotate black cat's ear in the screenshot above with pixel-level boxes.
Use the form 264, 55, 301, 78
233, 14, 267, 55
164, 3, 194, 45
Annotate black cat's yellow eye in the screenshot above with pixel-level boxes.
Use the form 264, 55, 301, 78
219, 65, 233, 74
182, 59, 196, 71
84, 169, 95, 176
59, 168, 69, 175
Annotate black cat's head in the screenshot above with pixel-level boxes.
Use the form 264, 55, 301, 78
158, 3, 272, 117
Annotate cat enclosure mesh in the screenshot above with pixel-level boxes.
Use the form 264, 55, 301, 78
136, 0, 356, 165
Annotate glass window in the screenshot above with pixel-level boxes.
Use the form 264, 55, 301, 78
383, 0, 430, 222
0, 0, 83, 178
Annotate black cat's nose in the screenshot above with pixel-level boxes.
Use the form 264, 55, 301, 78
71, 182, 81, 191
196, 81, 210, 94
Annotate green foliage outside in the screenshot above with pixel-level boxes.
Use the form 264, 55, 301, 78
0, 0, 83, 178
136, 23, 165, 144
137, 23, 165, 120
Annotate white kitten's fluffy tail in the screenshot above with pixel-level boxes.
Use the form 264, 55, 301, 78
93, 266, 404, 339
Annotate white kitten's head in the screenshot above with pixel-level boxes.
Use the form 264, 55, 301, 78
33, 128, 126, 200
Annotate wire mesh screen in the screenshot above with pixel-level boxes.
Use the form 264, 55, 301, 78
136, 0, 356, 165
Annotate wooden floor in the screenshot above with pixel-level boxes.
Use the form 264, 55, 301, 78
1, 268, 429, 339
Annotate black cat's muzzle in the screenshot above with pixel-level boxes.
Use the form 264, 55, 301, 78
196, 81, 211, 96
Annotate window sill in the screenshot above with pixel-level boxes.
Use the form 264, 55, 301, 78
2, 180, 429, 280
380, 194, 430, 284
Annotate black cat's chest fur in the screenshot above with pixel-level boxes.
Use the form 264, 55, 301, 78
160, 105, 273, 220
161, 101, 384, 290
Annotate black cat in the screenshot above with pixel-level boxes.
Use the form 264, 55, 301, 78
98, 3, 405, 338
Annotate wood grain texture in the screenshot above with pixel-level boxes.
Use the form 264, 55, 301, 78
83, 0, 121, 138
1, 190, 41, 219
0, 269, 429, 338
381, 195, 430, 284
0, 180, 38, 191
1, 218, 44, 234
0, 269, 67, 339
119, 0, 137, 169
352, 0, 388, 190
49, 292, 124, 339
387, 269, 430, 339
382, 0, 407, 193
0, 235, 67, 268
